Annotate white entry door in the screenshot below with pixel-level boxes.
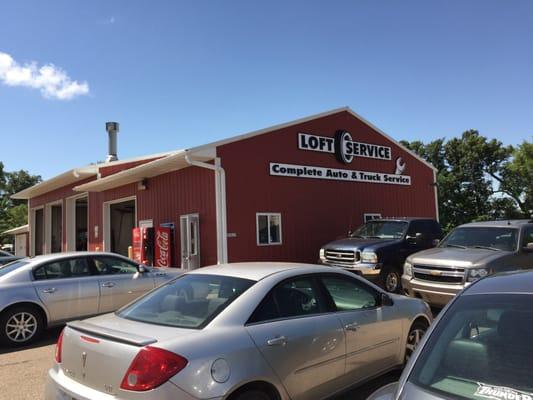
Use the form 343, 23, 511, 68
15, 234, 27, 257
180, 214, 200, 269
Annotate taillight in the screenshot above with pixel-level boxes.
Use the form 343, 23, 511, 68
55, 328, 65, 363
120, 346, 188, 391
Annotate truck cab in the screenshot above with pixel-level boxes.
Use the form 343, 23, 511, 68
319, 218, 442, 293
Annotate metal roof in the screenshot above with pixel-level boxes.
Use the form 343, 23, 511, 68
10, 151, 177, 200
2, 224, 29, 235
15, 107, 439, 197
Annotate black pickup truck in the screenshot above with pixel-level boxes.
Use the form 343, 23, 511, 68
319, 217, 442, 292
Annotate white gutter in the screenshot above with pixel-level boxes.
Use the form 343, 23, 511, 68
184, 154, 228, 264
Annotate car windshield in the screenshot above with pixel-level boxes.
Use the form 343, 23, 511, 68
0, 250, 12, 257
409, 293, 533, 399
0, 260, 29, 277
118, 274, 255, 329
350, 220, 408, 239
440, 227, 518, 251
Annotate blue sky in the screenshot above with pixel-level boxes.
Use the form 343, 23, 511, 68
0, 0, 532, 179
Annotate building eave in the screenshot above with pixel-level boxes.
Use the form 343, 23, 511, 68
2, 224, 29, 235
73, 148, 214, 192
11, 166, 99, 200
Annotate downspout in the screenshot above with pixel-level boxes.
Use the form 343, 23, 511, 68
184, 154, 228, 264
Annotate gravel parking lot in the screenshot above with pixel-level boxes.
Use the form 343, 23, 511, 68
0, 327, 400, 400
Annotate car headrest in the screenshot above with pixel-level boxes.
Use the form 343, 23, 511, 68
444, 339, 489, 379
498, 310, 533, 343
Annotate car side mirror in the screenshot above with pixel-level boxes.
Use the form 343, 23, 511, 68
406, 232, 422, 244
432, 239, 440, 246
381, 293, 394, 306
137, 265, 148, 273
523, 243, 533, 253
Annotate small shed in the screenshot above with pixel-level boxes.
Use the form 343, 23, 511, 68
2, 224, 29, 257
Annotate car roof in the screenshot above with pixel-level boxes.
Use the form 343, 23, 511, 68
26, 251, 132, 264
464, 270, 533, 296
458, 219, 532, 229
186, 262, 337, 281
372, 217, 435, 222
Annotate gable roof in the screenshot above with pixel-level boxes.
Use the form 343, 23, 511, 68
18, 107, 437, 197
190, 106, 437, 172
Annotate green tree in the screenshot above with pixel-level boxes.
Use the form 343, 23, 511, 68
402, 132, 528, 232
496, 141, 533, 216
0, 164, 41, 243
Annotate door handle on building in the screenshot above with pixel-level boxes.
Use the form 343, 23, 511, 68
42, 288, 57, 294
344, 322, 359, 332
267, 336, 288, 346
101, 282, 116, 288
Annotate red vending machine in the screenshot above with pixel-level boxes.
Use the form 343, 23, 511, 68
155, 226, 173, 267
132, 227, 154, 265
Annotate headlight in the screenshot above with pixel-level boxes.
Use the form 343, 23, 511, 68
361, 251, 378, 264
319, 248, 325, 261
467, 268, 489, 282
404, 261, 413, 277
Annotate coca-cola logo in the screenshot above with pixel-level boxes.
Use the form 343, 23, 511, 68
156, 230, 169, 267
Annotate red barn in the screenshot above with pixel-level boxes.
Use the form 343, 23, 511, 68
14, 107, 438, 268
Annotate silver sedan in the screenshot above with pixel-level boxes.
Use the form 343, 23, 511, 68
0, 251, 182, 346
46, 262, 432, 400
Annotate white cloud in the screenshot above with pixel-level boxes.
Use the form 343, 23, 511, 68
0, 51, 89, 100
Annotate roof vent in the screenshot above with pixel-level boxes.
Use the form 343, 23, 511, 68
105, 122, 119, 163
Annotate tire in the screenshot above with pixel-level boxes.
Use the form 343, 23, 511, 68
381, 266, 402, 293
0, 305, 44, 347
233, 390, 272, 400
405, 320, 429, 363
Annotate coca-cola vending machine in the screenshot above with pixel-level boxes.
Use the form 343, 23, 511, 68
132, 227, 154, 265
155, 226, 173, 267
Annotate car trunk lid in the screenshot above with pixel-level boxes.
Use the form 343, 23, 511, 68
60, 315, 196, 395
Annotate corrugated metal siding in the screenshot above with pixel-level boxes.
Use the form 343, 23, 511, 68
217, 110, 437, 264
88, 167, 217, 267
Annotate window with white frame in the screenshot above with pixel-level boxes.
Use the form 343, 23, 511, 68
256, 213, 282, 245
364, 213, 382, 223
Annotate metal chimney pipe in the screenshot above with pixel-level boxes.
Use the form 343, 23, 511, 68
105, 122, 119, 162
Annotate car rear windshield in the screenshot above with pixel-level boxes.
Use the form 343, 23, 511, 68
117, 274, 255, 329
350, 220, 408, 239
409, 294, 533, 399
440, 227, 518, 251
0, 260, 29, 278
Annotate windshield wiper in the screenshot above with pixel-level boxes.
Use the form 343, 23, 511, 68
365, 236, 383, 239
351, 235, 365, 238
471, 245, 500, 251
445, 244, 467, 249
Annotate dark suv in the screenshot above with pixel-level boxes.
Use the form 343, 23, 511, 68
319, 218, 442, 292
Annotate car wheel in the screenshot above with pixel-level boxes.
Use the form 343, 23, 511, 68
233, 390, 272, 400
405, 320, 429, 362
0, 306, 44, 346
382, 267, 401, 293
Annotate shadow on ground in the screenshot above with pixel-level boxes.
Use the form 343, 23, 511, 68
0, 326, 63, 355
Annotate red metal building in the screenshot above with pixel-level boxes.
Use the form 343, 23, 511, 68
14, 107, 438, 268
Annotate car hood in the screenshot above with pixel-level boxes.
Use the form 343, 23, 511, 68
408, 247, 506, 267
322, 237, 400, 251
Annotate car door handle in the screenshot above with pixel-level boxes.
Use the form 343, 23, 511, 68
267, 336, 288, 346
155, 272, 167, 276
101, 282, 116, 288
344, 322, 360, 332
42, 288, 57, 294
